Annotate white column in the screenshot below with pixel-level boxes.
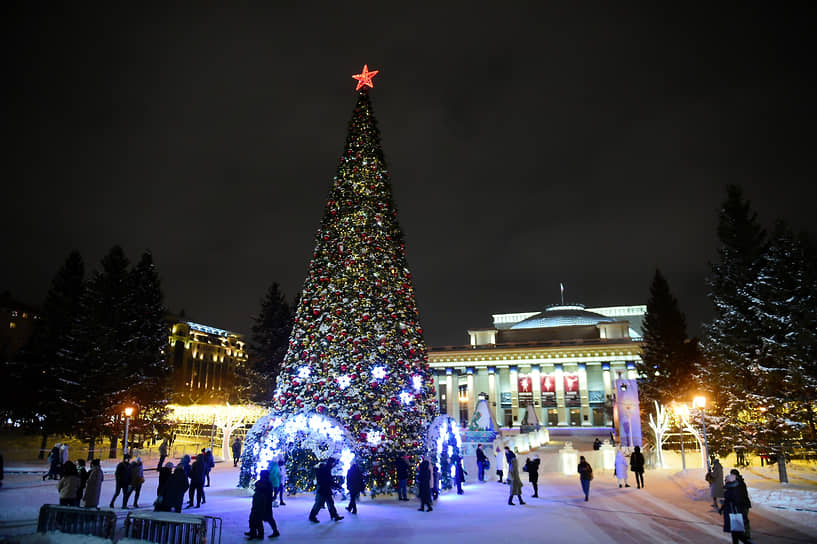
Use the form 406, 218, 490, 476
627, 361, 637, 380
602, 363, 613, 426
446, 371, 455, 417
555, 365, 566, 426
531, 365, 542, 422
510, 366, 519, 425
578, 363, 590, 426
466, 369, 475, 422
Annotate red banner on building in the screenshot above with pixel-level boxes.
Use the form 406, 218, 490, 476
518, 374, 533, 405
540, 374, 556, 406
564, 374, 580, 406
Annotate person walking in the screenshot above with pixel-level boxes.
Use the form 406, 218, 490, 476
453, 453, 466, 494
232, 438, 242, 468
504, 446, 515, 484
720, 472, 754, 544
395, 453, 409, 501
308, 458, 343, 522
615, 448, 630, 488
57, 461, 81, 506
476, 445, 488, 482
157, 439, 168, 472
267, 460, 281, 506
345, 457, 364, 514
163, 465, 189, 513
524, 455, 540, 497
83, 459, 103, 508
128, 456, 145, 508
110, 454, 132, 508
246, 469, 280, 540
76, 459, 89, 505
276, 458, 287, 505
708, 458, 725, 510
417, 455, 433, 512
578, 455, 593, 502
188, 454, 206, 508
507, 454, 525, 505
44, 443, 61, 480
630, 445, 645, 489
155, 462, 173, 510
495, 446, 504, 483
203, 448, 214, 487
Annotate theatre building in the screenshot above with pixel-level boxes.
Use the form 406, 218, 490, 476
428, 305, 644, 429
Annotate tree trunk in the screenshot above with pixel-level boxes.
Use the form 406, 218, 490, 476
39, 434, 48, 460
88, 436, 96, 460
108, 435, 117, 459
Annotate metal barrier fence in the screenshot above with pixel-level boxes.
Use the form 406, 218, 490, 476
124, 511, 222, 544
37, 504, 117, 539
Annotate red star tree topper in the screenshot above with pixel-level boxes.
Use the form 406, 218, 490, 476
352, 64, 379, 90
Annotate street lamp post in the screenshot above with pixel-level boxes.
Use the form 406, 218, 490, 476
693, 397, 709, 471
123, 407, 133, 458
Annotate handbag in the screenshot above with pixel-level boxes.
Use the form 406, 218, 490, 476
728, 508, 745, 532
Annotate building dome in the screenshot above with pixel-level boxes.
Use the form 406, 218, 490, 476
510, 305, 616, 329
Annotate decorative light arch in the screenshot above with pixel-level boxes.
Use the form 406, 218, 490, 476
426, 415, 462, 490
239, 411, 357, 490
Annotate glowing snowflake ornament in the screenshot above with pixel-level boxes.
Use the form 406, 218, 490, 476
412, 375, 423, 391
399, 391, 413, 405
297, 366, 311, 379
371, 366, 387, 380
338, 375, 352, 389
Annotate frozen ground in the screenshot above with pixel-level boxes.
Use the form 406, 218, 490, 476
1, 447, 815, 543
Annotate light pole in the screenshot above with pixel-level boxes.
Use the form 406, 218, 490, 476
123, 407, 134, 458
673, 403, 688, 471
693, 396, 709, 471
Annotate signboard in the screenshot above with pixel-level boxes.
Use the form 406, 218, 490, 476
564, 374, 580, 407
517, 374, 533, 405
540, 374, 556, 407
614, 379, 642, 448
500, 392, 512, 408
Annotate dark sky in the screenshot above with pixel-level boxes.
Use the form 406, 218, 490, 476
3, 3, 815, 347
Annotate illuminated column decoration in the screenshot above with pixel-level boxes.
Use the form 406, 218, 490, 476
627, 361, 637, 380
578, 363, 590, 426
509, 366, 519, 425
554, 364, 567, 426
446, 369, 455, 417
531, 364, 542, 415
488, 366, 497, 422
602, 362, 612, 426
466, 367, 475, 420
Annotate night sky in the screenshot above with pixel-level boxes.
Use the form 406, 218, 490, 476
3, 4, 815, 347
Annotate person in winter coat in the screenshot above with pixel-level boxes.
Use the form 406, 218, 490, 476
417, 456, 433, 512
163, 465, 189, 513
495, 446, 504, 483
476, 445, 488, 482
453, 453, 466, 494
232, 438, 242, 467
524, 455, 540, 497
128, 457, 145, 508
395, 454, 409, 500
504, 446, 514, 484
275, 458, 287, 505
432, 463, 440, 500
267, 460, 281, 505
345, 457, 364, 514
507, 455, 525, 505
156, 462, 173, 507
578, 456, 593, 502
203, 448, 214, 487
157, 439, 168, 472
188, 454, 206, 508
308, 457, 343, 522
44, 443, 61, 480
708, 458, 725, 509
60, 444, 69, 467
83, 459, 103, 508
110, 454, 132, 508
720, 472, 754, 543
246, 470, 279, 540
180, 454, 191, 479
630, 446, 645, 489
615, 448, 630, 488
76, 459, 89, 504
57, 461, 81, 506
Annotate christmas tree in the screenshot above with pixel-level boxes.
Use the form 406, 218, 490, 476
242, 66, 437, 493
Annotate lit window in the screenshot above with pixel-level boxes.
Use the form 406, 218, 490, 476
9, 322, 16, 329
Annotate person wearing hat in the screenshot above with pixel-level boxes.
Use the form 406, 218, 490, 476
720, 472, 754, 543
524, 455, 540, 498
308, 457, 343, 522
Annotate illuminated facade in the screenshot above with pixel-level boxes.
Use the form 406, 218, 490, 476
167, 321, 248, 403
428, 305, 644, 429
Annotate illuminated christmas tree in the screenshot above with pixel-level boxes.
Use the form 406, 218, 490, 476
241, 66, 437, 494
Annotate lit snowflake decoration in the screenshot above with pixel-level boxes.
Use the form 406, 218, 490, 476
367, 430, 382, 446
412, 375, 422, 391
399, 391, 413, 405
298, 366, 311, 379
371, 366, 387, 380
338, 375, 351, 389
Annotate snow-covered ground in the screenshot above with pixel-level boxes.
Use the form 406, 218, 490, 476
1, 447, 815, 543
